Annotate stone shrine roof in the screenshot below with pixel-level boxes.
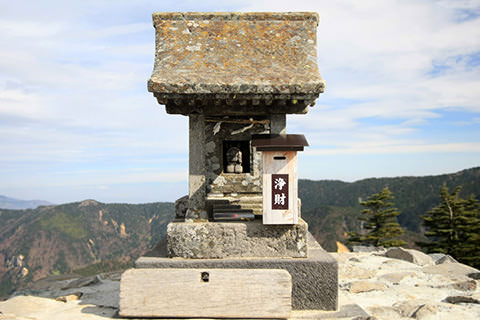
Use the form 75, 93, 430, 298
148, 12, 325, 115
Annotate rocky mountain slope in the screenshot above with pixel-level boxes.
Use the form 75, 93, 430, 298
0, 200, 173, 298
1, 248, 479, 319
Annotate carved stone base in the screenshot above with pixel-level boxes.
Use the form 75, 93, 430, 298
166, 218, 309, 259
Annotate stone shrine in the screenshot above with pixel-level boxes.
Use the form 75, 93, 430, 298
120, 12, 338, 318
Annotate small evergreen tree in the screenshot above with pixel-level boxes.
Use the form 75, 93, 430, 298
418, 184, 480, 268
347, 187, 406, 247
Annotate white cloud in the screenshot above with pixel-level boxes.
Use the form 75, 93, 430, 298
242, 1, 480, 118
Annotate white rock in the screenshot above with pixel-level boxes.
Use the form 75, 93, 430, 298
367, 306, 402, 319
0, 295, 116, 320
393, 300, 437, 318
422, 262, 480, 277
378, 271, 416, 284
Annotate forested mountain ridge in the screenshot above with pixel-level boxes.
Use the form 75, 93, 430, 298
300, 167, 480, 250
0, 166, 478, 298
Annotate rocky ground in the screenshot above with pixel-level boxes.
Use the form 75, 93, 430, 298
1, 247, 479, 319
335, 247, 480, 319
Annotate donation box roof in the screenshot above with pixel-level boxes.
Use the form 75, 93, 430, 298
148, 12, 325, 113
252, 134, 309, 151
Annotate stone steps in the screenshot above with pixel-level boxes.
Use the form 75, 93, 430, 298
208, 195, 263, 218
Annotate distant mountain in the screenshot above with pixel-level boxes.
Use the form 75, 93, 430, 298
0, 200, 173, 298
299, 167, 480, 251
1, 167, 479, 298
0, 195, 53, 210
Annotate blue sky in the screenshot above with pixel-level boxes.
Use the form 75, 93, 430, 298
1, 0, 479, 204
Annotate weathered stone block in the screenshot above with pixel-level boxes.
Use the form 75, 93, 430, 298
166, 219, 308, 258
136, 237, 338, 311
119, 268, 292, 318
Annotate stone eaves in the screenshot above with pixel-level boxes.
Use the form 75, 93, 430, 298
148, 12, 325, 113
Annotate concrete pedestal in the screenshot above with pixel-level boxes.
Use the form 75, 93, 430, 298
136, 235, 338, 311
167, 219, 309, 259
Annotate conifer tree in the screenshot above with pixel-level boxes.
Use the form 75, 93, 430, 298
347, 187, 406, 247
419, 184, 480, 268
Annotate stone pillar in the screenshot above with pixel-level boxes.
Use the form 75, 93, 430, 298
269, 114, 286, 134
187, 114, 208, 221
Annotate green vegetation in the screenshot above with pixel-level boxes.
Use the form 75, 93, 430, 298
302, 205, 360, 251
53, 251, 69, 274
418, 184, 480, 268
39, 211, 88, 239
298, 167, 480, 250
0, 272, 13, 299
347, 187, 406, 247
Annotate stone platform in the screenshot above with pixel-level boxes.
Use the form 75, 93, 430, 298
137, 235, 338, 311
166, 219, 309, 259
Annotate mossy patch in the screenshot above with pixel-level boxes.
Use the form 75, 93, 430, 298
39, 212, 88, 239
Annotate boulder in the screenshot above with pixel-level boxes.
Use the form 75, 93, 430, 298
393, 300, 437, 319
412, 304, 438, 319
468, 272, 480, 280
444, 296, 480, 304
428, 253, 445, 263
422, 262, 480, 278
55, 293, 82, 302
384, 247, 433, 266
349, 280, 387, 293
436, 254, 458, 264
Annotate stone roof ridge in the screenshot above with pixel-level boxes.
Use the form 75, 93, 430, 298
152, 12, 319, 25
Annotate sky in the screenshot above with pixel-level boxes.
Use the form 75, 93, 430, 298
1, 0, 479, 204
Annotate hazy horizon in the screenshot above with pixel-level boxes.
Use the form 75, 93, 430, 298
2, 165, 478, 205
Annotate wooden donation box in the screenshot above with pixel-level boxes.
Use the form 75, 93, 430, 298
252, 134, 308, 225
